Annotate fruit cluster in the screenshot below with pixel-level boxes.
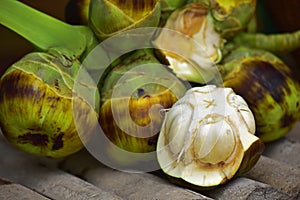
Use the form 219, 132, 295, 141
0, 0, 299, 188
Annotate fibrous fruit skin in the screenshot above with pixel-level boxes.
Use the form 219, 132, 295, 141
99, 49, 188, 154
100, 86, 178, 153
89, 0, 161, 41
221, 47, 300, 142
0, 52, 98, 158
157, 85, 264, 188
188, 0, 257, 38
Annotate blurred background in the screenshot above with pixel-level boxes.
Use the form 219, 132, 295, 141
0, 0, 300, 76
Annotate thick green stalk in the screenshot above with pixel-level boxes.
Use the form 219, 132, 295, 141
0, 0, 98, 63
233, 30, 300, 54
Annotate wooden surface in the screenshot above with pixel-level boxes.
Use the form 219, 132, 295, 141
0, 121, 299, 200
0, 1, 300, 199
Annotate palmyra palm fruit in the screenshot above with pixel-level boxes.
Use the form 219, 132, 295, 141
0, 52, 99, 158
152, 0, 257, 84
157, 85, 264, 188
220, 47, 300, 142
188, 0, 257, 38
89, 0, 161, 41
152, 3, 224, 84
99, 49, 188, 154
0, 0, 100, 158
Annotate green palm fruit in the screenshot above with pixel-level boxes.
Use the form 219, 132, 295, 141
220, 47, 300, 142
0, 0, 100, 158
0, 52, 99, 158
188, 0, 257, 38
209, 0, 257, 38
157, 85, 264, 188
99, 49, 189, 155
89, 0, 161, 42
152, 0, 257, 84
65, 0, 90, 25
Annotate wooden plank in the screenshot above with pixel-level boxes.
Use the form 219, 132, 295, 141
0, 177, 50, 200
60, 150, 213, 200
263, 138, 300, 168
244, 156, 300, 199
0, 139, 122, 200
202, 177, 290, 200
285, 120, 300, 143
60, 149, 292, 200
263, 121, 300, 168
0, 183, 50, 200
150, 170, 291, 200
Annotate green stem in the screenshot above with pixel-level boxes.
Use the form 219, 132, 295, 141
0, 0, 97, 62
233, 30, 300, 54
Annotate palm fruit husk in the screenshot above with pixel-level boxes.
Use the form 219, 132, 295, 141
0, 52, 99, 158
220, 47, 300, 142
152, 0, 257, 85
156, 85, 264, 189
89, 0, 161, 42
99, 49, 189, 156
188, 0, 257, 38
0, 0, 100, 158
152, 2, 224, 84
209, 0, 257, 38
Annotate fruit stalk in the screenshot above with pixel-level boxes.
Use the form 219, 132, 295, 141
0, 0, 98, 63
233, 30, 300, 54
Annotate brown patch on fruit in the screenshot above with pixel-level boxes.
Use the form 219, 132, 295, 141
0, 70, 46, 102
280, 114, 297, 129
18, 133, 49, 147
224, 60, 290, 107
54, 79, 60, 92
245, 60, 289, 103
52, 133, 64, 150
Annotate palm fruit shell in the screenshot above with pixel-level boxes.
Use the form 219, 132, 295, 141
221, 47, 300, 142
187, 0, 257, 38
89, 0, 161, 41
156, 85, 264, 189
99, 49, 188, 153
0, 52, 99, 158
152, 2, 224, 84
210, 0, 257, 38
